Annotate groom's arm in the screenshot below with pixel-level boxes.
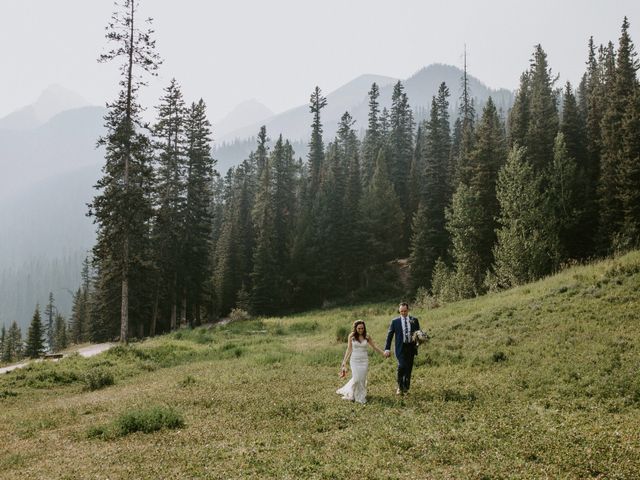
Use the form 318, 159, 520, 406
384, 320, 394, 351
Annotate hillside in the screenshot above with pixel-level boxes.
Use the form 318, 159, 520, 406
1, 252, 638, 478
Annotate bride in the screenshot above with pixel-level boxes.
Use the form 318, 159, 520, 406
336, 320, 385, 404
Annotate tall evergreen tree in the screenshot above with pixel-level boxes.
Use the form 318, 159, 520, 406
290, 88, 327, 308
445, 183, 485, 298
182, 99, 216, 326
491, 146, 559, 288
52, 313, 68, 352
454, 49, 477, 187
0, 325, 5, 362
90, 0, 161, 343
360, 150, 404, 267
410, 83, 452, 290
212, 160, 256, 315
388, 81, 415, 249
2, 321, 22, 362
151, 79, 188, 332
362, 83, 382, 186
43, 292, 55, 351
547, 132, 579, 261
250, 136, 298, 313
25, 305, 45, 359
308, 86, 327, 198
599, 17, 639, 250
525, 45, 560, 173
618, 86, 640, 247
467, 97, 507, 273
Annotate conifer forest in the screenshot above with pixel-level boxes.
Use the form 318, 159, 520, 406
2, 2, 639, 356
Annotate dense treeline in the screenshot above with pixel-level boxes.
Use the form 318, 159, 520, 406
54, 4, 640, 344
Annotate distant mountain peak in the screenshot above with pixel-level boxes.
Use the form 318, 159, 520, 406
0, 84, 89, 131
33, 84, 89, 122
215, 99, 274, 138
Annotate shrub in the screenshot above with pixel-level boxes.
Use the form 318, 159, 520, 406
115, 405, 184, 436
83, 367, 115, 391
229, 308, 251, 322
492, 351, 507, 363
335, 325, 349, 343
413, 287, 440, 310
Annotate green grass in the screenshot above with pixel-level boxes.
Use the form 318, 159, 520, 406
1, 251, 640, 478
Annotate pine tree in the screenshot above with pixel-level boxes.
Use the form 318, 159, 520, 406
360, 150, 404, 266
3, 322, 22, 362
599, 17, 639, 250
25, 305, 45, 359
250, 141, 279, 314
90, 0, 161, 343
53, 313, 68, 352
69, 287, 86, 344
467, 97, 507, 273
454, 49, 477, 188
362, 83, 382, 187
508, 72, 531, 148
547, 132, 579, 261
388, 81, 415, 250
491, 146, 559, 288
338, 113, 364, 292
445, 183, 485, 298
308, 86, 327, 198
151, 79, 188, 332
182, 99, 216, 326
410, 84, 452, 289
43, 292, 56, 351
212, 160, 256, 315
562, 82, 593, 258
290, 88, 328, 308
618, 87, 640, 247
0, 324, 5, 362
525, 45, 559, 173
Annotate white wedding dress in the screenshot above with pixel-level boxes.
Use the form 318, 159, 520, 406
336, 338, 368, 404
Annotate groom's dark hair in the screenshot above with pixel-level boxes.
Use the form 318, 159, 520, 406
399, 302, 409, 309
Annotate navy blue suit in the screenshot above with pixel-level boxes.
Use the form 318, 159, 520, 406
385, 315, 420, 392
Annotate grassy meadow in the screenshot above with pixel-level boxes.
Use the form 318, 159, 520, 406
1, 252, 640, 479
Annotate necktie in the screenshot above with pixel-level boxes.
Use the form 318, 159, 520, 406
403, 317, 410, 343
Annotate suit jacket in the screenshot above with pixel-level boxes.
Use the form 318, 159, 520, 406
385, 315, 420, 358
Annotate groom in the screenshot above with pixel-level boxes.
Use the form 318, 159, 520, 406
384, 302, 420, 395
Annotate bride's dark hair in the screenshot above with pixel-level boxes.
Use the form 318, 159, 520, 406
351, 320, 367, 342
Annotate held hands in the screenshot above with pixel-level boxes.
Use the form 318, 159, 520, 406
383, 350, 390, 358
339, 365, 347, 378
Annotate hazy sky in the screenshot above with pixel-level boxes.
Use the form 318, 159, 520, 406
1, 0, 639, 122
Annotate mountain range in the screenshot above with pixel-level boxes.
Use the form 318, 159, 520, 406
0, 65, 515, 330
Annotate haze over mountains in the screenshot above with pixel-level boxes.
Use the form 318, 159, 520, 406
0, 64, 514, 330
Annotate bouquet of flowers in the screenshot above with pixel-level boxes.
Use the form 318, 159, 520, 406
412, 329, 431, 345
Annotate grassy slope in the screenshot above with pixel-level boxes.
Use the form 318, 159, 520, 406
1, 252, 639, 479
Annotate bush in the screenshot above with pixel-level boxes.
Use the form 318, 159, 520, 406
83, 367, 115, 391
229, 308, 251, 322
492, 351, 507, 363
413, 287, 440, 310
335, 325, 349, 343
115, 405, 184, 436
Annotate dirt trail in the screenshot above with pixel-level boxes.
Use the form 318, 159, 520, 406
0, 342, 116, 374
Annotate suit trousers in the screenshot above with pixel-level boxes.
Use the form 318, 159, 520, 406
397, 344, 416, 392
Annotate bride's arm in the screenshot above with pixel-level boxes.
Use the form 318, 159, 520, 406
341, 334, 353, 370
367, 335, 385, 356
